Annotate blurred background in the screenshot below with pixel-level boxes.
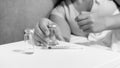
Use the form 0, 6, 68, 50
0, 0, 62, 44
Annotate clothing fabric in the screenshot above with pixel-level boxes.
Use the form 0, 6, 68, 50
51, 0, 120, 51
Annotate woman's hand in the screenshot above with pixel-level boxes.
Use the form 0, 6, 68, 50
76, 12, 108, 33
33, 18, 64, 46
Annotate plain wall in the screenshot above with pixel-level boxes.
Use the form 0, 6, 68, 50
0, 0, 58, 44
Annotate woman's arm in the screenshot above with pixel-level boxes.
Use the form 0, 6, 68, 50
76, 12, 120, 33
49, 4, 71, 42
49, 14, 71, 42
106, 14, 120, 30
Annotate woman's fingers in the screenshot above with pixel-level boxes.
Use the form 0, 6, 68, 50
80, 20, 92, 30
75, 11, 90, 22
34, 18, 53, 45
33, 32, 46, 46
78, 18, 92, 27
35, 23, 45, 38
39, 18, 50, 36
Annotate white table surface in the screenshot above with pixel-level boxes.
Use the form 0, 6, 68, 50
0, 41, 120, 68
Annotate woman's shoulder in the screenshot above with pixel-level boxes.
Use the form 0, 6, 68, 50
52, 1, 71, 13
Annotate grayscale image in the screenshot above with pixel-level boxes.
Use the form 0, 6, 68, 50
0, 0, 120, 68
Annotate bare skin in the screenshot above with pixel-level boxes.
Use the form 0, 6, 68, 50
33, 0, 94, 45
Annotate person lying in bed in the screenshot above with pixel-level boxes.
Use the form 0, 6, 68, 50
33, 0, 119, 47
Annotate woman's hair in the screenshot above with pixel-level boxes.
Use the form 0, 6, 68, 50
54, 0, 64, 7
113, 0, 120, 7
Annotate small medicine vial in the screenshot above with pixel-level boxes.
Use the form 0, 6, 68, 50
23, 28, 35, 54
24, 28, 34, 44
